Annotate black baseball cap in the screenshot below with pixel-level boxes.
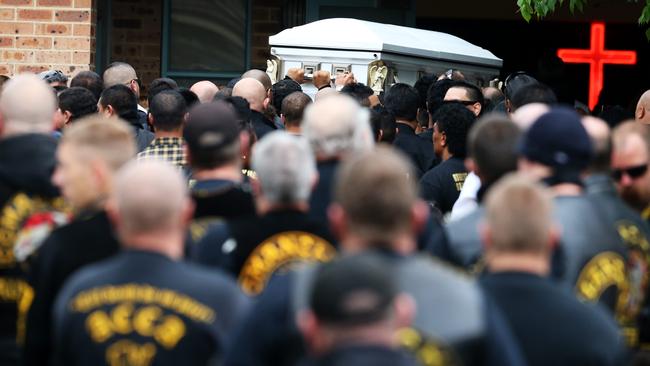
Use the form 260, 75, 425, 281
309, 254, 397, 326
519, 106, 593, 171
184, 101, 240, 154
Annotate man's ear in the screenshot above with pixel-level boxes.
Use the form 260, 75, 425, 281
250, 177, 262, 197
464, 158, 476, 174
479, 221, 492, 250
393, 293, 416, 329
411, 200, 430, 235
90, 159, 110, 191
106, 197, 121, 232
636, 105, 645, 121
472, 102, 482, 117
105, 105, 115, 118
548, 223, 561, 250
296, 310, 320, 354
181, 198, 195, 228
148, 113, 155, 129
440, 131, 447, 147
62, 110, 73, 126
280, 114, 286, 127
327, 203, 347, 242
263, 96, 270, 110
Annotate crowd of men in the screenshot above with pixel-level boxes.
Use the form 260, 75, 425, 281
1, 60, 650, 366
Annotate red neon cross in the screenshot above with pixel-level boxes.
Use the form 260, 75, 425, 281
557, 22, 637, 111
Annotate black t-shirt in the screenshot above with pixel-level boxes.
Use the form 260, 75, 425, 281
23, 210, 119, 366
53, 250, 250, 366
480, 271, 626, 366
419, 156, 467, 214
194, 209, 336, 295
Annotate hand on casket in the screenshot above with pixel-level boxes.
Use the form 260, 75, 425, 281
286, 68, 305, 84
313, 70, 331, 89
335, 71, 356, 87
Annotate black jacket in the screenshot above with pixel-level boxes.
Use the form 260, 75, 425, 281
0, 134, 67, 365
250, 110, 277, 140
23, 210, 119, 366
393, 123, 435, 178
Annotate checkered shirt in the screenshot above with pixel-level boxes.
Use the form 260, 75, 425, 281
137, 137, 187, 167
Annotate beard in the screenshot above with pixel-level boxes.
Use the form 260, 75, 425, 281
621, 187, 650, 212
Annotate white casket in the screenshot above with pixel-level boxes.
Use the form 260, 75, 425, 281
267, 18, 502, 98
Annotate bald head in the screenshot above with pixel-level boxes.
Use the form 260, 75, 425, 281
113, 160, 189, 239
103, 62, 137, 88
233, 78, 267, 112
0, 73, 56, 136
511, 103, 549, 131
582, 116, 611, 173
302, 94, 374, 159
190, 80, 219, 103
484, 174, 554, 255
241, 69, 272, 91
636, 90, 650, 124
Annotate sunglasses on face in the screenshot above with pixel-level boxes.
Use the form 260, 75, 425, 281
612, 164, 649, 181
443, 99, 476, 106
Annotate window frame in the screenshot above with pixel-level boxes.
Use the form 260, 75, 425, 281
161, 0, 252, 80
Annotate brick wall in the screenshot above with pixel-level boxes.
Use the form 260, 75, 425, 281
110, 0, 161, 95
0, 0, 95, 77
250, 0, 282, 69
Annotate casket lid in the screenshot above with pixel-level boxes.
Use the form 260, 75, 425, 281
269, 18, 502, 67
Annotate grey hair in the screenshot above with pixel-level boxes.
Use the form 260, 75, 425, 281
302, 94, 374, 159
251, 131, 316, 205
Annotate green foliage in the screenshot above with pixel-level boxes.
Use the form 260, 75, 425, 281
517, 0, 650, 39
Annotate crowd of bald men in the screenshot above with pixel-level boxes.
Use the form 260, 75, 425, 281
2, 61, 650, 366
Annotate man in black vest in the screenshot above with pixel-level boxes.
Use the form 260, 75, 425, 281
52, 161, 249, 366
194, 131, 335, 296
480, 174, 626, 366
0, 74, 68, 365
23, 117, 136, 366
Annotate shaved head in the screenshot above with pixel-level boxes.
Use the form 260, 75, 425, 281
113, 160, 188, 236
241, 69, 272, 91
0, 73, 56, 136
636, 90, 650, 124
233, 78, 267, 112
511, 103, 549, 131
190, 80, 219, 103
103, 62, 137, 88
582, 116, 611, 173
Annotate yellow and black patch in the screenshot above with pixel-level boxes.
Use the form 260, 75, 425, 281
238, 231, 336, 295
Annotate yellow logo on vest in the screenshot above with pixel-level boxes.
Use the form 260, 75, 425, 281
71, 284, 214, 365
0, 192, 67, 266
238, 231, 336, 295
397, 327, 458, 366
452, 173, 467, 192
